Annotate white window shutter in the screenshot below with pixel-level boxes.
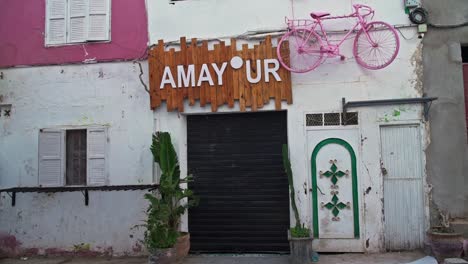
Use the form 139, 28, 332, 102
38, 130, 65, 186
87, 128, 108, 185
87, 0, 110, 41
46, 0, 67, 44
68, 0, 88, 43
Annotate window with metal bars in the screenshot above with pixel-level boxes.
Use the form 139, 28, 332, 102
306, 112, 358, 127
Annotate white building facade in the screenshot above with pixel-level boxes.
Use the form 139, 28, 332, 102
147, 0, 428, 253
0, 0, 429, 256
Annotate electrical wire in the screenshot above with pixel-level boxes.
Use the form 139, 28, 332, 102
395, 27, 418, 40
428, 21, 468, 29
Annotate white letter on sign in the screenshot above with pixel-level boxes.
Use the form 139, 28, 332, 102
264, 59, 281, 82
246, 59, 262, 84
197, 64, 214, 86
160, 66, 176, 88
177, 65, 195, 88
211, 62, 227, 85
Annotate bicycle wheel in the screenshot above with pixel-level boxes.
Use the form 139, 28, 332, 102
353, 21, 400, 70
277, 28, 324, 73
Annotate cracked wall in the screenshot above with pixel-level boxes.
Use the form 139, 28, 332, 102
422, 0, 468, 223
0, 61, 153, 255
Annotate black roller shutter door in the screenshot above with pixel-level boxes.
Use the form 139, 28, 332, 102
187, 111, 290, 253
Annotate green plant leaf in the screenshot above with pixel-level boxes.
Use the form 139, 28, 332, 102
290, 225, 310, 238
282, 144, 301, 228
144, 131, 198, 252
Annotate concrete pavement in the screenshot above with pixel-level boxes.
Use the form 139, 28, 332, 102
0, 251, 426, 264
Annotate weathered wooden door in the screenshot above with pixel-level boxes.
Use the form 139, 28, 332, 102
380, 125, 424, 250
308, 129, 363, 252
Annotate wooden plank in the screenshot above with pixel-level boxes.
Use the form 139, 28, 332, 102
242, 44, 252, 108
225, 43, 234, 108
200, 41, 210, 105
260, 42, 269, 105
265, 36, 276, 99
167, 48, 177, 111
216, 42, 225, 107
250, 47, 258, 111
157, 40, 167, 101
178, 37, 187, 112
231, 38, 239, 101
149, 47, 160, 109
253, 45, 263, 109
279, 41, 292, 104
187, 39, 195, 106
191, 38, 200, 102
181, 37, 189, 99
238, 43, 246, 112
209, 44, 218, 112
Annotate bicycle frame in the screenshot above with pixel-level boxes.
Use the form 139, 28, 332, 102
302, 4, 376, 56
278, 4, 400, 72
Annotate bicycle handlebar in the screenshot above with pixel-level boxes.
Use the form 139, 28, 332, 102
353, 4, 374, 18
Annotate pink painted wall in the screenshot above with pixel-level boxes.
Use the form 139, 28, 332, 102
0, 0, 148, 68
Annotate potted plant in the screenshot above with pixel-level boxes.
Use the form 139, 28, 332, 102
283, 144, 314, 264
426, 211, 464, 262
144, 132, 198, 264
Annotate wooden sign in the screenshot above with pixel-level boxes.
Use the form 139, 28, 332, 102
149, 36, 292, 112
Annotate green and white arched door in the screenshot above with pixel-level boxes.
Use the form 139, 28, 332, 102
307, 129, 363, 252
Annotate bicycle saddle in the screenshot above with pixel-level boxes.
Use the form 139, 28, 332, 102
310, 12, 330, 19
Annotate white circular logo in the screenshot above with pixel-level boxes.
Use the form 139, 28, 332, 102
230, 56, 243, 69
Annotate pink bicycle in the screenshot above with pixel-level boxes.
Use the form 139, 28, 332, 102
277, 4, 400, 72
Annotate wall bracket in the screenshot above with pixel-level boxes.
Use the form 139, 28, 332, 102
342, 96, 438, 125
0, 184, 159, 207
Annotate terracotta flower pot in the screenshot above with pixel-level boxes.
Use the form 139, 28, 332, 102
176, 232, 190, 262
288, 230, 313, 264
426, 229, 464, 262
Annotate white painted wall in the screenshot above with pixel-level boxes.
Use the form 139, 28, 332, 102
147, 0, 425, 252
0, 61, 154, 255
148, 0, 413, 43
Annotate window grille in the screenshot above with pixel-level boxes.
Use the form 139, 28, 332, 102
306, 112, 359, 126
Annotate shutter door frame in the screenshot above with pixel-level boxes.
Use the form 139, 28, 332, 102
187, 111, 290, 253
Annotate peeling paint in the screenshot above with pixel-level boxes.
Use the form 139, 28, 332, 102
410, 43, 423, 96
0, 233, 21, 257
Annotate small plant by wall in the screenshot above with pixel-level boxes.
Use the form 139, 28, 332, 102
144, 132, 198, 254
